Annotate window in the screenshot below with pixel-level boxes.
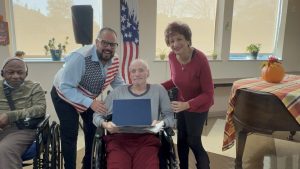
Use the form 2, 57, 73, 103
156, 0, 286, 61
156, 0, 217, 60
230, 0, 281, 60
11, 0, 102, 58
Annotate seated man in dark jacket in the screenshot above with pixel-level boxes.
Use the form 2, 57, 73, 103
0, 57, 46, 169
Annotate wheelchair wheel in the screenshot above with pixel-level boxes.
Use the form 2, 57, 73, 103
36, 137, 51, 169
49, 122, 63, 169
91, 127, 106, 169
159, 128, 179, 169
167, 135, 178, 169
32, 120, 51, 169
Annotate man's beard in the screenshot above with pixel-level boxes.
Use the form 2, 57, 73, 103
97, 49, 114, 62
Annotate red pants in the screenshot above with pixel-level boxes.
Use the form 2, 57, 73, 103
104, 133, 160, 169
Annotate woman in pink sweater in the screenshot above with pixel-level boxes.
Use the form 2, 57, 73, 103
162, 21, 214, 169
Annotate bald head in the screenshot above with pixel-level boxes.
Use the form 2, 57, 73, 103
129, 59, 149, 71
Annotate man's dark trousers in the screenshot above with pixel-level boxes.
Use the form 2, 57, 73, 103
51, 87, 96, 169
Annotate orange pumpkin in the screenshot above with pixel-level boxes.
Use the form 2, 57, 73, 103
261, 57, 285, 83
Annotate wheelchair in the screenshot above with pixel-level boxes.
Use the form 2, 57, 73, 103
91, 116, 178, 169
22, 114, 63, 169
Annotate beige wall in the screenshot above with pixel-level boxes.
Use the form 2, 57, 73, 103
1, 0, 300, 122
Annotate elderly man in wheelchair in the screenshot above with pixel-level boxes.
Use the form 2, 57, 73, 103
93, 59, 177, 169
0, 57, 47, 168
0, 57, 62, 169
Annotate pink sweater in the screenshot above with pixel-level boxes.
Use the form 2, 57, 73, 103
162, 49, 214, 113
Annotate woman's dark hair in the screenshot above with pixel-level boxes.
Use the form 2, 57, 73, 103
164, 21, 192, 46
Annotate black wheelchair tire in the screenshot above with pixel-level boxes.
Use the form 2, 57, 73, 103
50, 122, 63, 169
33, 120, 51, 169
91, 132, 103, 169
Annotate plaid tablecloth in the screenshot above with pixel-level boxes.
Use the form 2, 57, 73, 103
222, 75, 300, 151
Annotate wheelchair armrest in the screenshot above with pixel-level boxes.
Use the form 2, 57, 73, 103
159, 127, 175, 144
34, 114, 51, 157
104, 114, 112, 121
95, 126, 105, 138
36, 114, 50, 129
164, 127, 175, 136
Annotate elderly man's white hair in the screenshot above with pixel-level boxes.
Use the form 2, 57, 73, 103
129, 59, 149, 70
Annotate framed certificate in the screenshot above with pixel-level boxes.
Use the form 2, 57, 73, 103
0, 21, 9, 46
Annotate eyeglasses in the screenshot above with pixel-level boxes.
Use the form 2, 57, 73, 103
97, 38, 118, 48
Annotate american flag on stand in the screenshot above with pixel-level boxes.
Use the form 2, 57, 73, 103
120, 0, 139, 84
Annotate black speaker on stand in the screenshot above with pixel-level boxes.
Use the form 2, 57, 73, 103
71, 5, 93, 46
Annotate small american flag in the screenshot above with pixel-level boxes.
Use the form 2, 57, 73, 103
120, 0, 139, 84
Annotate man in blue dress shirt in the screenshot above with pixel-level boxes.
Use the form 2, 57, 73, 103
51, 27, 125, 169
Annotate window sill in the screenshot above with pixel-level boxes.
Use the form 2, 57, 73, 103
154, 58, 168, 62
229, 53, 276, 60
23, 57, 65, 63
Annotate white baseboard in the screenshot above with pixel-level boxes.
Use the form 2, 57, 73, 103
208, 110, 226, 118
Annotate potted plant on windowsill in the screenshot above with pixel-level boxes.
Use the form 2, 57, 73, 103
246, 43, 261, 59
157, 48, 168, 61
44, 37, 69, 61
208, 51, 218, 60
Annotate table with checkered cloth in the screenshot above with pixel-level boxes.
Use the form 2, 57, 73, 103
222, 74, 300, 151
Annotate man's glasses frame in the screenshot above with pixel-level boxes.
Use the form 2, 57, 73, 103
97, 38, 118, 48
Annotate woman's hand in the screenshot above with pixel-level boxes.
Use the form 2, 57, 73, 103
171, 101, 190, 113
101, 121, 119, 133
